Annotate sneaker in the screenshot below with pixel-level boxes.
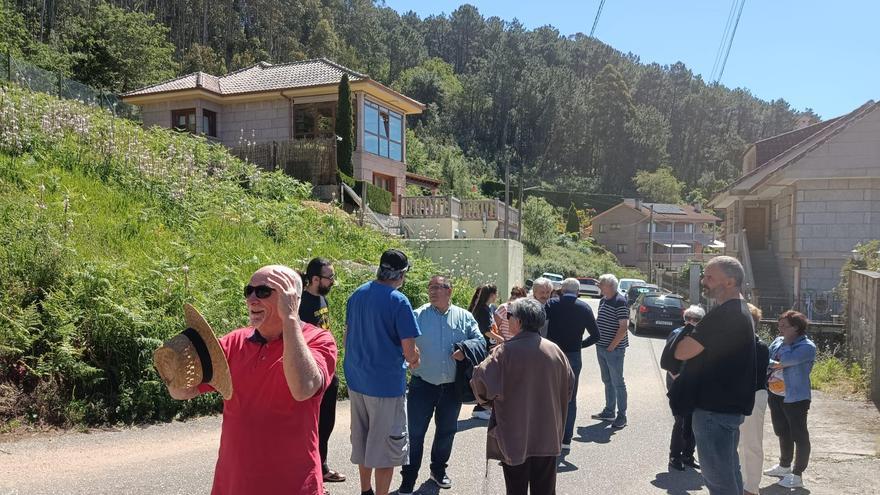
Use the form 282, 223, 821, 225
430, 472, 452, 489
763, 464, 792, 477
611, 416, 627, 429
668, 458, 684, 471
681, 457, 700, 470
396, 483, 414, 495
471, 409, 491, 420
591, 411, 615, 421
561, 443, 571, 451
777, 473, 804, 488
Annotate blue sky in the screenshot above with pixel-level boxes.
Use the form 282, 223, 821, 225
383, 0, 879, 119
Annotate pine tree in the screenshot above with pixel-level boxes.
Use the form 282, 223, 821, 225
565, 203, 580, 235
335, 74, 354, 177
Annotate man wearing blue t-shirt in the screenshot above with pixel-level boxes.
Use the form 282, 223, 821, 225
345, 249, 422, 495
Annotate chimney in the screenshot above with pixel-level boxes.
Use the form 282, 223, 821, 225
634, 198, 642, 211
693, 201, 702, 213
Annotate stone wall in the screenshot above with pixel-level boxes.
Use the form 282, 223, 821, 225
846, 270, 880, 402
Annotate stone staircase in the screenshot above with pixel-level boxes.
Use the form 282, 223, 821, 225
749, 249, 790, 316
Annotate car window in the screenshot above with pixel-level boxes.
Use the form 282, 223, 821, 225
645, 296, 684, 308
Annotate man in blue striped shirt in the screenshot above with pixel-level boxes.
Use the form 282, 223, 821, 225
590, 273, 630, 429
399, 275, 484, 495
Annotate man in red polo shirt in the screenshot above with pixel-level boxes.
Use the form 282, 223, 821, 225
166, 265, 337, 495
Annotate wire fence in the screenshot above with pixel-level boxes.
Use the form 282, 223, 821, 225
2, 51, 140, 121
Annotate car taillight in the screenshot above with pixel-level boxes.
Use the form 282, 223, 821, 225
639, 305, 648, 314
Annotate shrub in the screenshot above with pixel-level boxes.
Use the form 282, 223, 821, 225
356, 180, 392, 215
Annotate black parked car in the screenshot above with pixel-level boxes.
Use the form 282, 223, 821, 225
626, 284, 660, 306
630, 293, 686, 335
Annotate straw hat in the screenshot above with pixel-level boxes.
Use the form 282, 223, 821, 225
153, 304, 233, 400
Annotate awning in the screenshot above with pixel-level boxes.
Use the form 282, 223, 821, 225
708, 240, 726, 248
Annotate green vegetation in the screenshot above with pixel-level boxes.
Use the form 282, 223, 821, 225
525, 235, 643, 281
0, 84, 463, 427
633, 167, 686, 204
336, 74, 354, 177
355, 180, 392, 215
811, 353, 869, 397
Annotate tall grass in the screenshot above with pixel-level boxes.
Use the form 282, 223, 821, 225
0, 84, 466, 426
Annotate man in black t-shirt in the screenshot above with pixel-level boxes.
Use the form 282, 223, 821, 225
299, 258, 346, 487
675, 256, 756, 495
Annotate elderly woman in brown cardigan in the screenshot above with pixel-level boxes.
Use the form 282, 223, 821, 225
470, 297, 574, 495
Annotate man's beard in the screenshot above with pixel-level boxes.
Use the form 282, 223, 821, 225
317, 285, 332, 296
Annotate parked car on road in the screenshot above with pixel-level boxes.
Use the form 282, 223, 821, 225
630, 293, 686, 335
541, 272, 564, 291
577, 277, 601, 298
618, 278, 646, 296
626, 284, 660, 306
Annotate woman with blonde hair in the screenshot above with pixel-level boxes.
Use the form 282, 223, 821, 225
739, 303, 770, 495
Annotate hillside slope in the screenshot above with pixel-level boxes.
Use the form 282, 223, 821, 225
0, 84, 446, 426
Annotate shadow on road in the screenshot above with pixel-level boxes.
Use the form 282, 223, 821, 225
405, 480, 441, 495
759, 484, 811, 495
556, 452, 579, 473
574, 422, 617, 444
650, 469, 704, 494
456, 418, 488, 433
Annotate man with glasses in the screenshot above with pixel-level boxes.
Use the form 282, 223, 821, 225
345, 249, 421, 495
299, 258, 346, 487
165, 264, 337, 495
398, 275, 484, 494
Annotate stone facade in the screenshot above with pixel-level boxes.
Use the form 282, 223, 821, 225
714, 102, 880, 301
847, 270, 880, 402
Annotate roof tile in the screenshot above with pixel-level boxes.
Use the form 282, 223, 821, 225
123, 58, 367, 97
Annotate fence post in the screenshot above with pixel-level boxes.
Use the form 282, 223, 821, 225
6, 50, 12, 83
57, 70, 63, 97
272, 141, 278, 171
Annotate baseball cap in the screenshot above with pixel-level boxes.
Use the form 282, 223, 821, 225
380, 249, 410, 272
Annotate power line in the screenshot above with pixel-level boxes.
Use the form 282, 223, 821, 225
715, 0, 746, 82
710, 0, 739, 81
590, 0, 607, 38
710, 0, 747, 83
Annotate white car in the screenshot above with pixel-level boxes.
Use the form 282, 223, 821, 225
618, 278, 647, 297
577, 277, 601, 298
541, 272, 564, 291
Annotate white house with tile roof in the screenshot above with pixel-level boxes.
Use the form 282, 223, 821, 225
710, 100, 880, 318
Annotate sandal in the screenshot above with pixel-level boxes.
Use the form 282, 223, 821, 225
323, 470, 346, 483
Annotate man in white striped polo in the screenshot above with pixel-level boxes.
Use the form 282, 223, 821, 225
590, 274, 630, 429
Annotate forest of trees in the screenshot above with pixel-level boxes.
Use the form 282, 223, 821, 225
3, 0, 818, 201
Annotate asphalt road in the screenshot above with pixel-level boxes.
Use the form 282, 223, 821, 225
0, 298, 816, 494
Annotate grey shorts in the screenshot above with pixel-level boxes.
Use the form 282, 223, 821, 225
349, 390, 409, 468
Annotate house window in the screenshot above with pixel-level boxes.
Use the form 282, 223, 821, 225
774, 203, 780, 221
202, 109, 217, 137
610, 223, 621, 231
293, 103, 336, 139
373, 172, 395, 194
171, 108, 196, 133
364, 100, 403, 161
684, 223, 694, 233
598, 224, 608, 233
617, 244, 628, 254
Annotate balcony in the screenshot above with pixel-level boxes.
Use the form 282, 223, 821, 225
638, 230, 716, 245
400, 196, 520, 239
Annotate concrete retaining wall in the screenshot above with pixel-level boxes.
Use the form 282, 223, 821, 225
404, 239, 524, 298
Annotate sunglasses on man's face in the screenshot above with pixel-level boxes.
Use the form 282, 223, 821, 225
244, 284, 275, 299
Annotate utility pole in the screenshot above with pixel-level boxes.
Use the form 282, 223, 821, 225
517, 166, 524, 241
504, 159, 510, 239
648, 203, 655, 284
